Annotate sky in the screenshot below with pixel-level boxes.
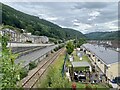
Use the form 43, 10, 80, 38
2, 2, 119, 34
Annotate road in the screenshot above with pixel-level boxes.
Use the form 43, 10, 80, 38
15, 45, 58, 67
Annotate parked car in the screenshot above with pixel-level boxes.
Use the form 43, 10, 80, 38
111, 77, 120, 84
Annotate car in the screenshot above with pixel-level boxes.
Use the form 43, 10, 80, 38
111, 77, 120, 84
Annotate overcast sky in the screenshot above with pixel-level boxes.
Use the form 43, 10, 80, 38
3, 2, 118, 34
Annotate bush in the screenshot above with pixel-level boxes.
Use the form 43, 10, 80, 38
20, 68, 28, 79
54, 41, 58, 44
54, 47, 59, 51
46, 54, 49, 57
26, 40, 32, 43
51, 50, 54, 53
29, 61, 37, 70
107, 83, 113, 88
85, 84, 92, 90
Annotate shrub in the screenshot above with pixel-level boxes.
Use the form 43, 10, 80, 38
29, 61, 37, 70
54, 41, 58, 44
26, 40, 32, 43
85, 84, 92, 90
20, 68, 28, 79
46, 54, 49, 57
54, 47, 59, 51
107, 83, 113, 88
51, 50, 54, 53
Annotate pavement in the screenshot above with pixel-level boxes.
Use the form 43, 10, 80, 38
15, 45, 58, 67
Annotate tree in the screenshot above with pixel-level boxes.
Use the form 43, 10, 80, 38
0, 34, 21, 89
77, 38, 86, 47
66, 41, 74, 55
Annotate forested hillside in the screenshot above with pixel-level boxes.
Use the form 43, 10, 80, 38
85, 31, 120, 40
2, 4, 85, 40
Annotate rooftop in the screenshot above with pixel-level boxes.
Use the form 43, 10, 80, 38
71, 61, 91, 68
82, 43, 120, 65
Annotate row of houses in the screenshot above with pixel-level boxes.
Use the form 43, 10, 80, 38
0, 28, 49, 44
88, 40, 120, 52
81, 43, 120, 81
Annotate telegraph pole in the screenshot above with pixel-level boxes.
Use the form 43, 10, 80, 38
76, 35, 77, 56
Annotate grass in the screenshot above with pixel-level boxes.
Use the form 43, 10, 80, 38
72, 51, 91, 63
37, 50, 71, 88
69, 51, 91, 71
75, 82, 109, 89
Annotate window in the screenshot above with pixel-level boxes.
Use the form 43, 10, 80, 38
98, 59, 100, 62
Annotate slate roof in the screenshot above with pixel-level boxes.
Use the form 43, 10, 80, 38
71, 61, 91, 68
82, 43, 120, 65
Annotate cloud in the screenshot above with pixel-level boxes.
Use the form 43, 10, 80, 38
74, 2, 110, 9
2, 2, 118, 34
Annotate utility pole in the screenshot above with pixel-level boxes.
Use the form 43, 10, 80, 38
76, 35, 77, 56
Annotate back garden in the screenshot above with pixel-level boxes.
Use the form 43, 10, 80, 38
36, 42, 111, 89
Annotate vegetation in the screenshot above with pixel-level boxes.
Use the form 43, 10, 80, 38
20, 68, 28, 80
0, 34, 21, 89
26, 40, 32, 43
72, 51, 91, 63
2, 4, 85, 40
29, 61, 37, 70
54, 44, 64, 52
66, 41, 74, 55
37, 52, 71, 88
85, 31, 120, 40
74, 38, 86, 47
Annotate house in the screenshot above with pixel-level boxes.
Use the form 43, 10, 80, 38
1, 28, 21, 42
88, 40, 120, 52
1, 29, 49, 44
40, 36, 49, 43
24, 34, 49, 44
81, 43, 120, 81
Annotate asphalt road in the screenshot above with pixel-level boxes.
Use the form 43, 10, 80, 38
15, 45, 58, 67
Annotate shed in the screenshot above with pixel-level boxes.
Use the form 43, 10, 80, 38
71, 61, 92, 72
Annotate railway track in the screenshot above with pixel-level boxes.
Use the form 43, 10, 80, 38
21, 48, 64, 88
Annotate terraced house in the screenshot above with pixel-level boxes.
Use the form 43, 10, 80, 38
0, 28, 49, 44
81, 43, 120, 81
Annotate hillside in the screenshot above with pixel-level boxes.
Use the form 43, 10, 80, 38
2, 3, 85, 40
85, 31, 120, 40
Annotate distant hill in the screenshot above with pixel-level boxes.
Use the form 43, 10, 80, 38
85, 31, 120, 40
2, 3, 85, 40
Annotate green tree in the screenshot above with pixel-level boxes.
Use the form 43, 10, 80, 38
66, 41, 74, 55
77, 38, 86, 47
0, 34, 21, 89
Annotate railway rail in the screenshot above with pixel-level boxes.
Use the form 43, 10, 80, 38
21, 48, 64, 88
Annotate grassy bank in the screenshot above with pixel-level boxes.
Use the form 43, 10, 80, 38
37, 49, 71, 88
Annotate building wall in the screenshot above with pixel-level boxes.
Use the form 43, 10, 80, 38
82, 45, 120, 81
86, 49, 106, 74
1, 29, 49, 44
41, 36, 49, 43
95, 58, 105, 73
106, 62, 120, 80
